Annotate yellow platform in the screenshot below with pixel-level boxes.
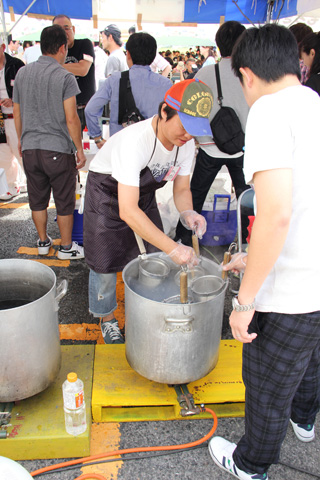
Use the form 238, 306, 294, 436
0, 345, 94, 460
92, 340, 245, 423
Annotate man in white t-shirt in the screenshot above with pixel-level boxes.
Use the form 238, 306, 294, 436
24, 42, 42, 64
84, 79, 213, 344
208, 25, 320, 480
101, 24, 128, 78
150, 52, 172, 77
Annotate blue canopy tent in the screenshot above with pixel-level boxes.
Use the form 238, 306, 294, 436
0, 0, 92, 46
184, 0, 299, 25
1, 0, 92, 20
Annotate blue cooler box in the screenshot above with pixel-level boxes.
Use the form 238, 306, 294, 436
72, 209, 83, 245
199, 194, 237, 247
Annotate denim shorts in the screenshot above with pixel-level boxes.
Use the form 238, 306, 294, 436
88, 269, 118, 317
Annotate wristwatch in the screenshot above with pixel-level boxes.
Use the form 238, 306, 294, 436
94, 138, 103, 144
232, 296, 255, 312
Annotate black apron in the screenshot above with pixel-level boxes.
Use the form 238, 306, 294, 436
84, 127, 179, 274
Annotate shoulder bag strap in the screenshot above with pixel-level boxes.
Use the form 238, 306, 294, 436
215, 63, 223, 107
118, 70, 129, 124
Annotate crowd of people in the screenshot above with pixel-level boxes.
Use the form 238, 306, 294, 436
0, 17, 320, 480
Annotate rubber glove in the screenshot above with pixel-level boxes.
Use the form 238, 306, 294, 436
179, 210, 207, 239
169, 243, 199, 268
222, 252, 247, 274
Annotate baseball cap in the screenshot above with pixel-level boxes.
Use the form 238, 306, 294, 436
100, 24, 121, 40
164, 79, 213, 136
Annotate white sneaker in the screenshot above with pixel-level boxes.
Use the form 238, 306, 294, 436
208, 436, 269, 480
0, 187, 20, 201
290, 419, 315, 442
37, 236, 53, 255
57, 242, 84, 260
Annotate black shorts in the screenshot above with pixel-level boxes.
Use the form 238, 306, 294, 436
22, 149, 77, 215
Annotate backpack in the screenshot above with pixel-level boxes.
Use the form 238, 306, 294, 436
118, 70, 145, 128
210, 63, 245, 155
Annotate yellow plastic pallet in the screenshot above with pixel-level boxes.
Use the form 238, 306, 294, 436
0, 345, 94, 460
92, 340, 245, 423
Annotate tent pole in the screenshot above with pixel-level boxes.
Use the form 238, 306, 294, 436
266, 0, 274, 23
7, 0, 38, 35
0, 0, 8, 47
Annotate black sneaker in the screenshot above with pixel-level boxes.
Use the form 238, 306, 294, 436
37, 236, 53, 255
58, 242, 84, 260
100, 319, 125, 344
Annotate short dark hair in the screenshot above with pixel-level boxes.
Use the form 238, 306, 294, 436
23, 41, 33, 49
215, 21, 245, 57
128, 26, 136, 35
289, 22, 313, 44
232, 24, 301, 83
158, 101, 178, 120
300, 32, 320, 76
52, 14, 71, 23
126, 32, 157, 66
41, 25, 67, 55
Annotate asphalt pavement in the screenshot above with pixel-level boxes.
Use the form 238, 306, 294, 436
0, 192, 319, 480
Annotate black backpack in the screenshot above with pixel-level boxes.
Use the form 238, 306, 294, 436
210, 63, 244, 155
118, 70, 145, 127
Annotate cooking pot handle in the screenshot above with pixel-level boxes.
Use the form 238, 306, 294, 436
164, 316, 194, 334
55, 279, 68, 308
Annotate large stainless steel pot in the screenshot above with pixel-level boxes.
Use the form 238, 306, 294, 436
0, 259, 67, 402
123, 253, 227, 384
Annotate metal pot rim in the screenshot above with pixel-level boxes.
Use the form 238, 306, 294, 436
0, 258, 57, 311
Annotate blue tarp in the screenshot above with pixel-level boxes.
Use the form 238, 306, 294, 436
2, 0, 92, 20
184, 0, 298, 24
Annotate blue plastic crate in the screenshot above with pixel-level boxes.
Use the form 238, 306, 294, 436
199, 194, 237, 247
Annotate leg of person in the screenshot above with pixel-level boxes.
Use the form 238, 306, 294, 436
175, 148, 222, 245
22, 150, 53, 254
5, 118, 27, 192
32, 209, 53, 255
45, 150, 84, 260
89, 269, 124, 344
225, 154, 249, 200
77, 107, 86, 133
57, 213, 73, 246
209, 310, 320, 478
225, 155, 252, 243
0, 142, 20, 200
290, 340, 320, 442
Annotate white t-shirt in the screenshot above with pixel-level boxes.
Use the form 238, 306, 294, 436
89, 117, 195, 186
23, 44, 42, 64
0, 67, 12, 114
104, 48, 128, 77
150, 53, 170, 74
244, 85, 320, 314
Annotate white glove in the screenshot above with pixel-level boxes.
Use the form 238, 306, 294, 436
222, 252, 247, 274
169, 243, 199, 268
179, 210, 207, 239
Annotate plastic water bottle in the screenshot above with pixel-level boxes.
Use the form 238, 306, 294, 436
62, 372, 87, 436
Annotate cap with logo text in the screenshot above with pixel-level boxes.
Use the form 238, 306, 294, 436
164, 79, 213, 136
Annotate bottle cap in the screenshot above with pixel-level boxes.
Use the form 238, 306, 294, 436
67, 372, 77, 382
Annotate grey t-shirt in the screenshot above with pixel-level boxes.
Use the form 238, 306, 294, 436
13, 55, 80, 153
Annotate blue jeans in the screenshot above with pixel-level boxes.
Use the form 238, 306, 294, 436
89, 269, 117, 318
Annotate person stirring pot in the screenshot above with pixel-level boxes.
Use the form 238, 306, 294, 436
84, 79, 213, 343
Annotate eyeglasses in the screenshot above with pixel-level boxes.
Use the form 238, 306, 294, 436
63, 26, 73, 31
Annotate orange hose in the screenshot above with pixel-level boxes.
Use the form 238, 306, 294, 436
75, 475, 106, 480
30, 407, 217, 477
